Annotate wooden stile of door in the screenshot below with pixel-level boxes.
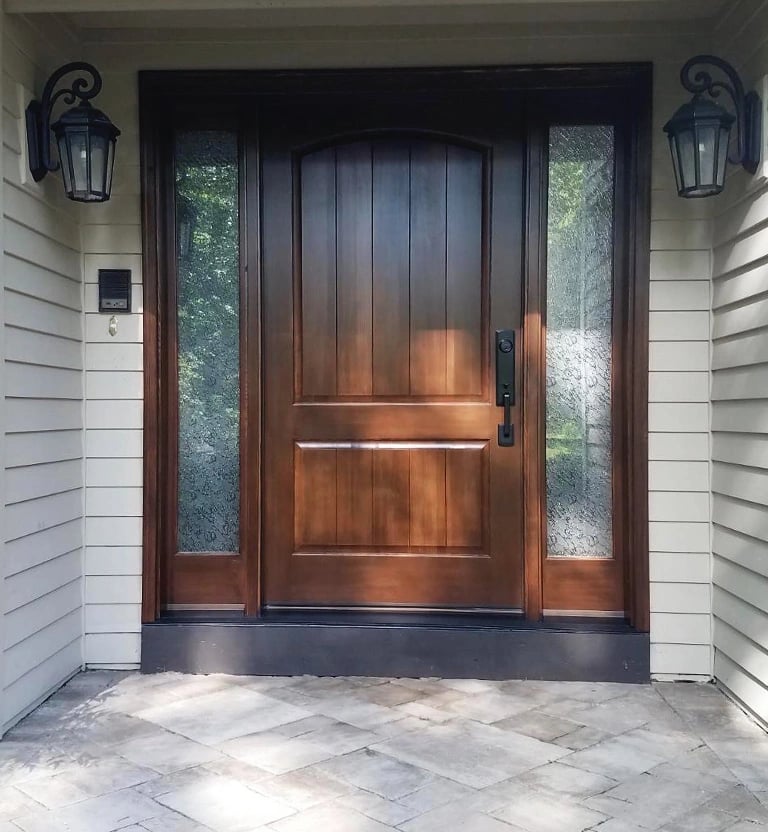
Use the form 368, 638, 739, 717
260, 92, 526, 610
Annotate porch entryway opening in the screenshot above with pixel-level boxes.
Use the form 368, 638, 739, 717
141, 67, 651, 674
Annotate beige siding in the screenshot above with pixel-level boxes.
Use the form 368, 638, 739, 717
1, 13, 84, 733
79, 18, 714, 677
711, 0, 768, 725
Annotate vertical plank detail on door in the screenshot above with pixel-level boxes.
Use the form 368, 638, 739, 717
372, 449, 410, 546
410, 142, 447, 396
295, 446, 337, 546
337, 448, 374, 545
373, 143, 411, 396
446, 145, 484, 397
446, 446, 485, 548
337, 142, 374, 396
301, 148, 337, 397
409, 449, 447, 546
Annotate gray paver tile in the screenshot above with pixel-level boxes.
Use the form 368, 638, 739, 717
561, 734, 667, 780
399, 801, 525, 832
267, 803, 397, 831
136, 688, 310, 745
661, 805, 737, 832
114, 729, 222, 774
4, 673, 768, 832
494, 710, 581, 742
218, 730, 334, 774
15, 789, 162, 832
317, 747, 434, 799
371, 720, 567, 788
0, 786, 46, 821
491, 789, 607, 832
517, 761, 617, 797
250, 766, 352, 809
155, 773, 294, 831
338, 789, 419, 825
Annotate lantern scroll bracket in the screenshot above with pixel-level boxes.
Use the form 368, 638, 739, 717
26, 62, 103, 182
680, 54, 761, 175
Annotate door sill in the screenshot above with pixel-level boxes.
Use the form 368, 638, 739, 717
142, 611, 648, 682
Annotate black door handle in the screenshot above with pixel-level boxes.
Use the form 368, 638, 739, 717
496, 330, 515, 447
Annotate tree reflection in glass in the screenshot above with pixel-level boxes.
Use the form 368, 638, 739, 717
175, 131, 240, 553
546, 125, 614, 559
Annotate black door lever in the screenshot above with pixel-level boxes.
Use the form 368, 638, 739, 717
498, 391, 514, 447
496, 330, 515, 447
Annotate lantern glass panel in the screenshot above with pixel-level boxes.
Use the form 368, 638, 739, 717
717, 125, 731, 187
105, 139, 116, 196
90, 132, 108, 196
677, 128, 697, 190
696, 123, 718, 189
72, 130, 89, 196
56, 132, 73, 195
668, 134, 683, 193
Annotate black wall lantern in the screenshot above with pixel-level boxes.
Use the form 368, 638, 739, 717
26, 62, 120, 203
665, 55, 762, 198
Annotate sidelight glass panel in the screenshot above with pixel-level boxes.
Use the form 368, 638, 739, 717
175, 130, 240, 552
545, 125, 614, 559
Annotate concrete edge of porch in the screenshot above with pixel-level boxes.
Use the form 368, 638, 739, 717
141, 619, 650, 683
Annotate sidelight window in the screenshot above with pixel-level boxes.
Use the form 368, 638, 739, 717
175, 130, 241, 553
545, 125, 615, 560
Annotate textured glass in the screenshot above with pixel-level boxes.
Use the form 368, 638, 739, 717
546, 125, 614, 559
176, 131, 240, 552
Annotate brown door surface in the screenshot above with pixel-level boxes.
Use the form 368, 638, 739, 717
260, 92, 525, 609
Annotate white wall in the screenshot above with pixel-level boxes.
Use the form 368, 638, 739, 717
75, 16, 716, 678
711, 0, 768, 725
1, 12, 85, 733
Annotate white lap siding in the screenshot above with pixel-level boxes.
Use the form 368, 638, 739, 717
711, 0, 768, 726
77, 18, 715, 676
1, 14, 84, 733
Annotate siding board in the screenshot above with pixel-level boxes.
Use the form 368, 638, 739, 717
1, 15, 85, 733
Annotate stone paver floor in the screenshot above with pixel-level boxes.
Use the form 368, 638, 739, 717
1, 674, 768, 831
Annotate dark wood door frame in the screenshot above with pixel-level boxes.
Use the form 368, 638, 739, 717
140, 64, 652, 631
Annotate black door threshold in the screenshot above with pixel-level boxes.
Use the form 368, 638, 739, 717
142, 612, 649, 682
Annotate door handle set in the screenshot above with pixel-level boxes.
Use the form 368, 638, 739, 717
496, 329, 515, 447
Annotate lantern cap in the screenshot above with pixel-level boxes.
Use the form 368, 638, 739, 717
664, 94, 735, 136
51, 101, 121, 140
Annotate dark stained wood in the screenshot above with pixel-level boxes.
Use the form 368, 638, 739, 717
372, 143, 410, 397
337, 143, 374, 396
446, 144, 483, 397
169, 555, 243, 605
141, 66, 651, 631
445, 446, 486, 548
626, 82, 652, 633
372, 449, 410, 546
300, 147, 338, 398
244, 119, 263, 616
522, 121, 546, 621
336, 448, 374, 545
295, 446, 337, 546
527, 85, 652, 620
140, 81, 163, 623
409, 449, 447, 548
409, 141, 447, 397
261, 93, 525, 608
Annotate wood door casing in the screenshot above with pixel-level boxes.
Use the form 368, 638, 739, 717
261, 96, 524, 609
140, 68, 652, 628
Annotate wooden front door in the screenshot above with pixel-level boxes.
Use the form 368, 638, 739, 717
260, 92, 525, 609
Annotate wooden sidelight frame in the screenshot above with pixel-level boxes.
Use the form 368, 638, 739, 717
140, 64, 651, 631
